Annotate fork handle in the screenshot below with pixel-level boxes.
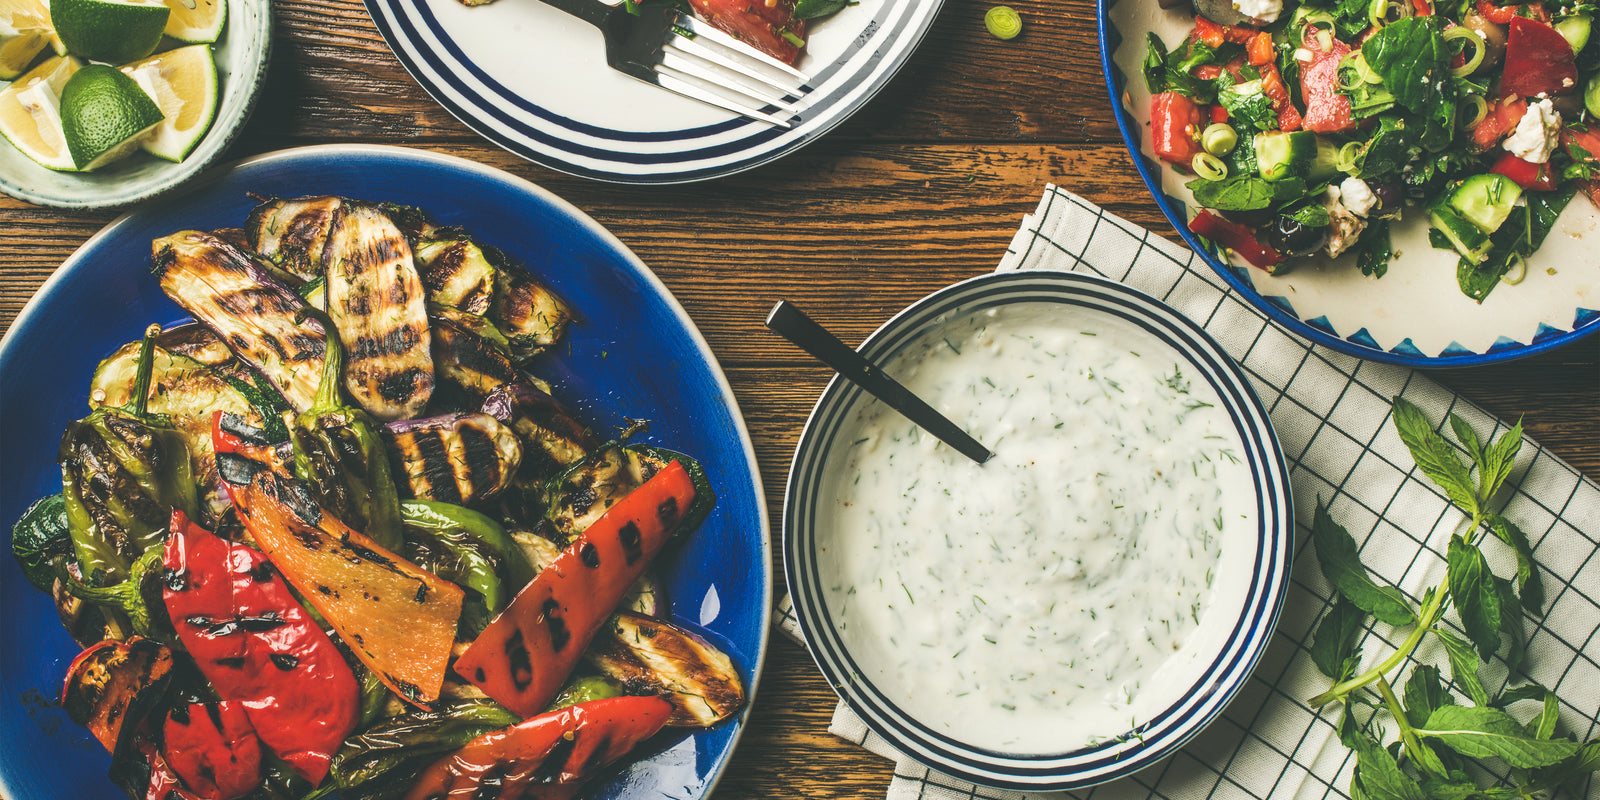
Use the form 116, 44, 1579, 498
535, 0, 615, 28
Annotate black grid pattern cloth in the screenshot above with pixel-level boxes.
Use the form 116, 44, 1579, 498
774, 185, 1600, 800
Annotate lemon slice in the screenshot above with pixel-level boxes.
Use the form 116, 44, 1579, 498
49, 0, 167, 64
0, 0, 56, 78
121, 43, 215, 161
0, 52, 79, 170
59, 62, 164, 169
160, 0, 222, 44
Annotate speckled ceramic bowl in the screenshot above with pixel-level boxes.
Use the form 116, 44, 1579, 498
0, 0, 272, 209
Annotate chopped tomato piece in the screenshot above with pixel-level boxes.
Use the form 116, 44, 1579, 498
1471, 96, 1527, 151
1412, 0, 1433, 14
1501, 17, 1577, 98
1189, 210, 1283, 270
1490, 152, 1557, 190
1247, 32, 1275, 66
1151, 92, 1205, 166
686, 0, 807, 65
1475, 0, 1548, 25
1210, 104, 1231, 124
1259, 63, 1304, 132
1300, 38, 1356, 133
1192, 15, 1226, 48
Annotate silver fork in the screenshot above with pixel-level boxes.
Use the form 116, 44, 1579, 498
537, 0, 813, 127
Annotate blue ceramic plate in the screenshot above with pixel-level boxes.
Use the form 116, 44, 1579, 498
784, 271, 1293, 790
0, 144, 769, 799
0, 0, 273, 209
363, 0, 945, 183
1098, 0, 1600, 366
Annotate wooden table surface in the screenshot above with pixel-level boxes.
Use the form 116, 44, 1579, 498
2, 0, 1596, 797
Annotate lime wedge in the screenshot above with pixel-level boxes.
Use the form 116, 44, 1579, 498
0, 52, 79, 170
121, 43, 215, 161
0, 0, 56, 78
50, 0, 167, 64
160, 0, 222, 44
60, 62, 164, 170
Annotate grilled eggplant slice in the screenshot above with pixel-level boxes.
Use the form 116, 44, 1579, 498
483, 382, 595, 484
151, 231, 326, 413
415, 235, 497, 316
384, 413, 521, 505
429, 307, 518, 402
323, 204, 435, 421
247, 195, 344, 281
493, 261, 574, 361
585, 611, 745, 728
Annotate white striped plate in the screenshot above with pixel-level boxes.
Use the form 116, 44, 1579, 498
783, 271, 1293, 790
363, 0, 944, 182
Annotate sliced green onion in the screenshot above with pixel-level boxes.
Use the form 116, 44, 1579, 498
1367, 0, 1407, 28
1336, 141, 1362, 174
1192, 152, 1228, 181
1442, 26, 1486, 77
781, 29, 806, 48
1503, 254, 1527, 285
1356, 53, 1384, 84
1201, 123, 1238, 156
1336, 58, 1364, 91
985, 6, 1022, 40
1463, 94, 1489, 128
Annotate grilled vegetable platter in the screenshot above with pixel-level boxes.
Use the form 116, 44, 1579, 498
0, 150, 768, 800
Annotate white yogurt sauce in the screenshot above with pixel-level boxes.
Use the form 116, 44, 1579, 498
816, 302, 1254, 753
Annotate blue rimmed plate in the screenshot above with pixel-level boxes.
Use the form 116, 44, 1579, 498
362, 0, 945, 183
783, 271, 1293, 790
1099, 0, 1600, 366
0, 144, 769, 800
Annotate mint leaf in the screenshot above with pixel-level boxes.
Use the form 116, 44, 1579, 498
1313, 500, 1417, 626
1403, 664, 1453, 729
1486, 514, 1544, 614
1434, 628, 1490, 706
1495, 576, 1525, 673
1311, 596, 1368, 680
1447, 535, 1501, 661
1392, 397, 1479, 517
1342, 712, 1429, 800
1420, 706, 1581, 768
1532, 691, 1559, 740
1476, 418, 1523, 503
1448, 414, 1485, 467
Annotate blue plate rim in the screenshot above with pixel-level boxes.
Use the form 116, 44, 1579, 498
781, 269, 1293, 790
0, 142, 772, 800
1094, 0, 1600, 368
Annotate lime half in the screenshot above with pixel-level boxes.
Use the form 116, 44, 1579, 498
160, 0, 223, 44
60, 62, 164, 169
0, 52, 80, 170
121, 43, 215, 161
50, 0, 168, 64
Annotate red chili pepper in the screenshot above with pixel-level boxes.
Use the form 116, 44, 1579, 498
1475, 0, 1548, 25
403, 696, 674, 800
162, 508, 359, 786
1247, 31, 1275, 66
1490, 151, 1557, 190
455, 462, 698, 717
1150, 92, 1205, 166
161, 701, 264, 800
1189, 210, 1283, 270
1259, 63, 1304, 133
1500, 16, 1577, 98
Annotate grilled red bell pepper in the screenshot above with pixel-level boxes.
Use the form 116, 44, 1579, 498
163, 508, 359, 786
1490, 151, 1558, 190
1151, 92, 1205, 166
142, 741, 204, 800
60, 636, 174, 753
161, 701, 264, 800
1300, 36, 1356, 134
455, 461, 697, 717
403, 696, 674, 800
1501, 16, 1576, 98
1189, 210, 1284, 270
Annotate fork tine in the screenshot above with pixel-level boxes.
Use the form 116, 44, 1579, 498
667, 10, 810, 82
649, 71, 796, 128
666, 35, 807, 99
659, 46, 804, 113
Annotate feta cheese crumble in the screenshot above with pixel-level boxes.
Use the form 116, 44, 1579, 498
1323, 185, 1366, 258
1339, 177, 1378, 217
1504, 99, 1560, 164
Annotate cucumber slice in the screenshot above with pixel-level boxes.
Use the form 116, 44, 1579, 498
1447, 173, 1523, 234
1255, 131, 1339, 182
1429, 203, 1493, 264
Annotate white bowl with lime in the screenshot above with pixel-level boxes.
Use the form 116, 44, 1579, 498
0, 0, 268, 208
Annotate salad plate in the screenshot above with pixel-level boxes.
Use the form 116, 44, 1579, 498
0, 0, 273, 210
1099, 0, 1600, 366
362, 0, 945, 183
0, 144, 770, 800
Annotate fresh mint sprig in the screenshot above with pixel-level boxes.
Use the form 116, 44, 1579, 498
1304, 396, 1595, 799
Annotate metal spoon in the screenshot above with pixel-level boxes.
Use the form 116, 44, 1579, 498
764, 300, 993, 465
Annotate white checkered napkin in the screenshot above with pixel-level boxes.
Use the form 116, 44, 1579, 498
773, 185, 1600, 800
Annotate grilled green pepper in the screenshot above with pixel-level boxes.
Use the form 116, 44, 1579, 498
321, 700, 520, 800
400, 499, 535, 637
289, 307, 404, 552
58, 325, 198, 585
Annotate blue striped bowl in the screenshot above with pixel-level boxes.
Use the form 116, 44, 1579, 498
783, 271, 1293, 790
